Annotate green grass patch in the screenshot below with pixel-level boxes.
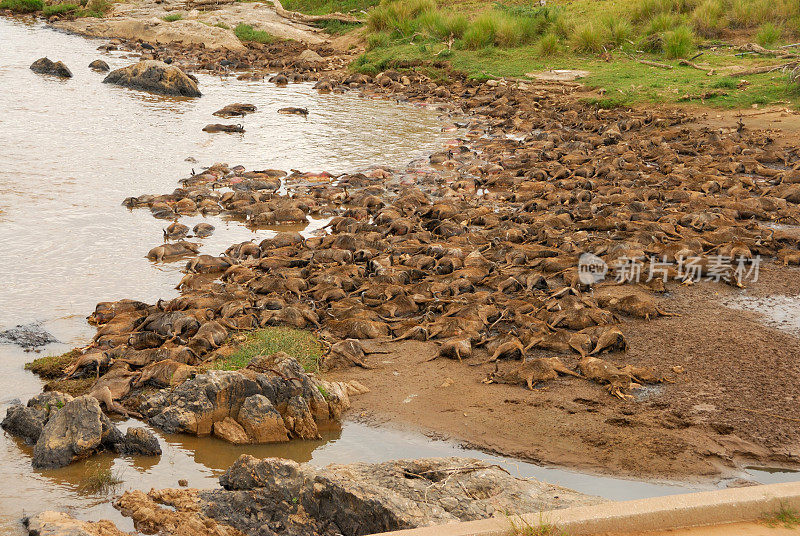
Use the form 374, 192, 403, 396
234, 23, 276, 42
26, 349, 79, 379
42, 2, 78, 15
663, 24, 695, 58
211, 327, 323, 373
0, 0, 43, 12
282, 0, 376, 16
44, 377, 95, 397
763, 504, 800, 529
162, 12, 182, 21
234, 23, 275, 43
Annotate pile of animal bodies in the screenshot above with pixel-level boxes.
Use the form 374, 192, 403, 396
51, 77, 800, 418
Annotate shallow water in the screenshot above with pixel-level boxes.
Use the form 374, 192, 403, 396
0, 17, 791, 536
0, 17, 454, 533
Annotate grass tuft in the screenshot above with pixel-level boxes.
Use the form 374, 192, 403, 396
571, 23, 605, 53
162, 12, 182, 21
536, 32, 561, 56
663, 24, 695, 57
763, 504, 800, 529
234, 23, 275, 43
78, 462, 123, 495
211, 327, 323, 373
42, 2, 78, 15
755, 22, 782, 47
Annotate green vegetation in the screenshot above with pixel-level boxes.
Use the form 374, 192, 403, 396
763, 504, 800, 529
755, 21, 782, 47
26, 349, 79, 378
283, 0, 377, 15
0, 0, 43, 12
211, 327, 323, 372
44, 378, 94, 397
162, 12, 182, 21
79, 0, 112, 17
42, 2, 78, 15
78, 462, 123, 495
234, 23, 276, 43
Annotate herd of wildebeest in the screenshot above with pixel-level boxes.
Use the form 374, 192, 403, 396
45, 70, 800, 415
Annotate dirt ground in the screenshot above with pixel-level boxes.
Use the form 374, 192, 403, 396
607, 521, 800, 535
329, 261, 800, 482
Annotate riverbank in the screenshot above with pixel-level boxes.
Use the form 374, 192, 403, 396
5, 5, 800, 535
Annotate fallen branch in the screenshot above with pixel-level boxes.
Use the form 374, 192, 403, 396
739, 42, 799, 59
732, 61, 800, 77
678, 59, 715, 75
637, 59, 673, 70
269, 0, 363, 24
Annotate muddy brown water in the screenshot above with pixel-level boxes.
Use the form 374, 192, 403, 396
1, 17, 797, 536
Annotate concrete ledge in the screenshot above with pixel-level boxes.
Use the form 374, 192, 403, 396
371, 481, 800, 536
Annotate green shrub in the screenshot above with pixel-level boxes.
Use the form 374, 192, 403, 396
0, 0, 44, 12
571, 22, 605, 53
536, 32, 561, 56
43, 2, 78, 15
756, 22, 782, 47
663, 24, 695, 57
162, 12, 182, 21
234, 23, 275, 43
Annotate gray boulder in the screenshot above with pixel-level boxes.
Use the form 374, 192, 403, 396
103, 60, 200, 97
237, 394, 288, 443
116, 426, 161, 456
32, 395, 120, 469
30, 58, 73, 78
2, 392, 74, 444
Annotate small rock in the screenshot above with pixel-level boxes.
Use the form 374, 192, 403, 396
30, 58, 72, 78
89, 59, 110, 72
103, 60, 200, 97
178, 479, 188, 487
298, 49, 324, 63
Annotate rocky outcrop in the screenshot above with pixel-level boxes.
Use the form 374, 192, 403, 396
113, 456, 604, 536
29, 58, 73, 78
3, 393, 161, 468
24, 511, 131, 536
139, 355, 358, 444
103, 60, 201, 97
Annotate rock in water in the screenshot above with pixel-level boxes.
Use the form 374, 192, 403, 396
32, 395, 119, 468
103, 60, 201, 97
116, 427, 162, 456
0, 323, 58, 350
30, 57, 73, 78
89, 59, 110, 72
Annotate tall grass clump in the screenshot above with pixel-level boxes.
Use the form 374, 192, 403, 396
601, 14, 633, 46
571, 22, 605, 53
417, 9, 468, 39
0, 0, 43, 12
663, 24, 695, 57
367, 0, 435, 35
536, 32, 561, 56
690, 0, 723, 36
755, 22, 782, 47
